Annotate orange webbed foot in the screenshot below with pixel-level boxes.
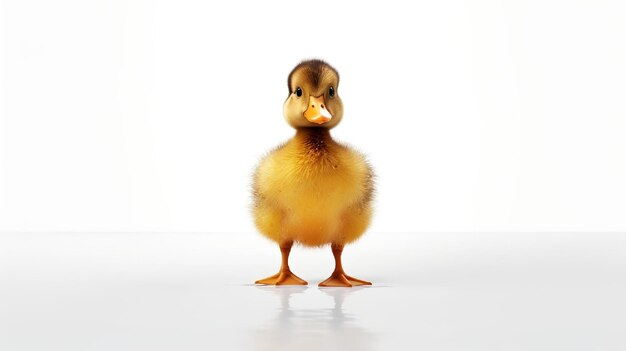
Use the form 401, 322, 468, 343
319, 271, 372, 287
255, 270, 308, 286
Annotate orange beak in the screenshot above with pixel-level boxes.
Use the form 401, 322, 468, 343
303, 95, 332, 125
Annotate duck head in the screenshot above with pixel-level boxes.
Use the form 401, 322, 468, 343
284, 59, 344, 129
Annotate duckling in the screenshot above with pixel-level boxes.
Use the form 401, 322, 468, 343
252, 59, 374, 287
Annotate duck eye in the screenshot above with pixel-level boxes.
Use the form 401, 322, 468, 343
295, 87, 303, 97
328, 86, 335, 98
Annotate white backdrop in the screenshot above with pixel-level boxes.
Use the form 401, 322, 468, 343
1, 0, 625, 233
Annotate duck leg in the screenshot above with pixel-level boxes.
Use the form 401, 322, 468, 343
319, 244, 372, 287
255, 241, 307, 285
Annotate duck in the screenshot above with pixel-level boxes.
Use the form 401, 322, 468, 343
252, 59, 374, 287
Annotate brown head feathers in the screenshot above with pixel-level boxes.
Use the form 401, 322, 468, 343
287, 59, 339, 93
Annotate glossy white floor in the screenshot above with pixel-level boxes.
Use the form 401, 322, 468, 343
1, 232, 625, 350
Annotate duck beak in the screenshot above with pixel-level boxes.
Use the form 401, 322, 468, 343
303, 95, 332, 125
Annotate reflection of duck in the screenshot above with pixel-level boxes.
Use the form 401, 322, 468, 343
252, 286, 375, 351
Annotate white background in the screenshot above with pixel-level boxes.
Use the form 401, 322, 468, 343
2, 3, 626, 350
1, 0, 625, 233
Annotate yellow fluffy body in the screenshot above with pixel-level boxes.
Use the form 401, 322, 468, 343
253, 129, 374, 247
